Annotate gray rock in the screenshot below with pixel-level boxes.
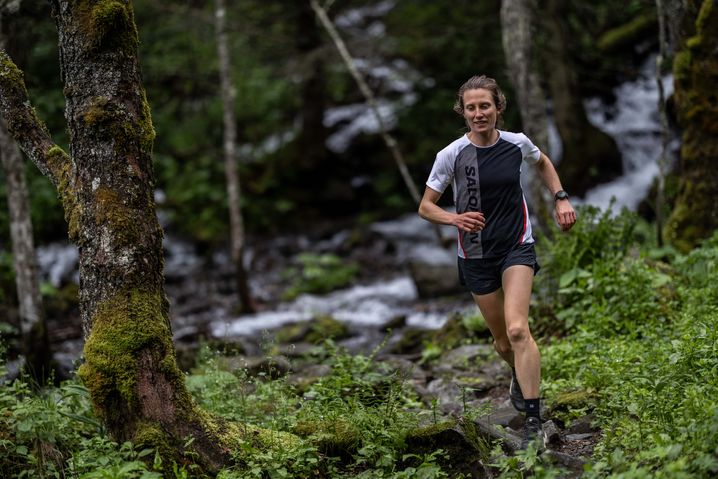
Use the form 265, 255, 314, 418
426, 377, 463, 414
479, 404, 522, 428
441, 344, 493, 369
565, 433, 596, 441
566, 414, 599, 435
543, 419, 561, 445
407, 245, 462, 298
244, 355, 292, 379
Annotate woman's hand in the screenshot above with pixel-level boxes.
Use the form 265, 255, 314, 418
555, 201, 576, 231
454, 211, 485, 233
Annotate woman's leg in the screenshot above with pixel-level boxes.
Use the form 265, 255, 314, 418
501, 265, 540, 399
471, 289, 514, 367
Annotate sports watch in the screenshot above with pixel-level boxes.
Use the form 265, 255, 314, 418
554, 190, 569, 202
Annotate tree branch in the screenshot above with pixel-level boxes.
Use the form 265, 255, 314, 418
0, 48, 66, 187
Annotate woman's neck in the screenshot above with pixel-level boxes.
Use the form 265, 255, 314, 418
468, 129, 499, 146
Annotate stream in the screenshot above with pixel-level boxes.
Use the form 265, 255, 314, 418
29, 50, 669, 372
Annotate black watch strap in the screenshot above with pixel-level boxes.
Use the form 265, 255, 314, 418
554, 190, 569, 201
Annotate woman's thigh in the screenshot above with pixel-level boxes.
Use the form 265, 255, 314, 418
501, 265, 534, 329
471, 289, 508, 341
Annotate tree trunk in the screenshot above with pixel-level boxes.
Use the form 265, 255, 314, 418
500, 0, 552, 233
215, 0, 256, 314
663, 0, 718, 251
0, 10, 53, 383
0, 119, 52, 381
0, 1, 273, 473
542, 0, 624, 198
295, 1, 329, 171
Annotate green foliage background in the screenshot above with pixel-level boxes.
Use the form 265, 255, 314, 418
0, 0, 657, 247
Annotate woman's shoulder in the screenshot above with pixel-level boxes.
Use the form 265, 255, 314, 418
498, 130, 532, 146
498, 130, 541, 163
436, 134, 472, 158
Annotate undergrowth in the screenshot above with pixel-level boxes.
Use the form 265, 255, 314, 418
535, 208, 718, 478
2, 206, 718, 477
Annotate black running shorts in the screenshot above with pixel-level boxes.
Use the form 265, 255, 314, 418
457, 242, 540, 295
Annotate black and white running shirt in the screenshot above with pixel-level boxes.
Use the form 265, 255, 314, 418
426, 131, 541, 259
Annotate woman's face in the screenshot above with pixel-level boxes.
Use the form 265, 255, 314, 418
462, 88, 498, 137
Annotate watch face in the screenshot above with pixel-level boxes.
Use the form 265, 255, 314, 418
555, 191, 569, 201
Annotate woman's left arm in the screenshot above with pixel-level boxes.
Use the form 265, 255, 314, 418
535, 152, 577, 231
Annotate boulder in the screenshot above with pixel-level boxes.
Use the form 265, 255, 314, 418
405, 420, 488, 479
407, 244, 462, 298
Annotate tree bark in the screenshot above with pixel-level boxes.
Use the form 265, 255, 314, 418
654, 0, 671, 246
0, 1, 271, 472
214, 0, 256, 314
542, 0, 624, 198
663, 0, 718, 251
500, 0, 552, 233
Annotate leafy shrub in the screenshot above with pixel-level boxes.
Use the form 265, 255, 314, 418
0, 371, 164, 478
281, 253, 359, 300
536, 204, 642, 302
539, 221, 718, 478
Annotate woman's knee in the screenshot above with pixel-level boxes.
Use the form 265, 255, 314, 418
507, 324, 532, 345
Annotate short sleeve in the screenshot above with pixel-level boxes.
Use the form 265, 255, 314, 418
519, 133, 541, 165
426, 149, 454, 194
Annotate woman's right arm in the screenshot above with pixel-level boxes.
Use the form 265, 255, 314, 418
418, 186, 485, 233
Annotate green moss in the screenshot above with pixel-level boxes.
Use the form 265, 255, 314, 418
82, 96, 153, 159
83, 96, 112, 126
673, 50, 692, 85
93, 186, 141, 246
407, 420, 457, 441
275, 315, 350, 345
139, 89, 156, 151
213, 416, 301, 461
0, 51, 27, 97
434, 312, 474, 350
134, 421, 171, 454
550, 389, 599, 411
78, 288, 176, 424
293, 419, 359, 456
45, 146, 81, 241
0, 52, 50, 139
77, 0, 139, 55
597, 13, 657, 52
457, 417, 491, 460
695, 0, 715, 34
686, 35, 702, 49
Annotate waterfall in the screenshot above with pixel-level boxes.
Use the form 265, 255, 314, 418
581, 55, 674, 212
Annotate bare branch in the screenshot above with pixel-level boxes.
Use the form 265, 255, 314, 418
0, 48, 66, 186
310, 0, 421, 205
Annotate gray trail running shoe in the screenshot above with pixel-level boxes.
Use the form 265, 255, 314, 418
520, 416, 546, 451
510, 371, 526, 412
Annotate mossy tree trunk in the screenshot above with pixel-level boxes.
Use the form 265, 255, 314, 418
542, 0, 624, 198
0, 0, 257, 473
663, 0, 718, 251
